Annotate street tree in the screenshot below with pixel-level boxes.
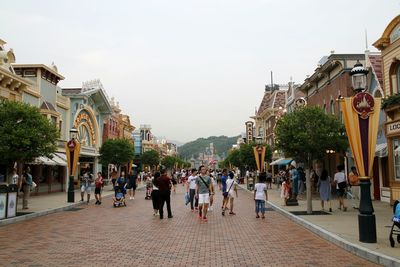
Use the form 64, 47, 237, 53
99, 138, 135, 171
141, 150, 160, 170
222, 143, 272, 170
161, 155, 178, 169
0, 99, 59, 167
275, 106, 348, 213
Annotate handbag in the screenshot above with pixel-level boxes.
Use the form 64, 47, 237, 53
32, 181, 37, 189
223, 179, 235, 198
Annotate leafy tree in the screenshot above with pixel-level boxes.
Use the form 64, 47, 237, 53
0, 100, 59, 166
161, 155, 178, 169
222, 143, 272, 170
99, 139, 135, 169
275, 106, 348, 213
141, 150, 160, 168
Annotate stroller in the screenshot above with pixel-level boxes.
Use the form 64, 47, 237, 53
113, 187, 127, 207
389, 200, 400, 247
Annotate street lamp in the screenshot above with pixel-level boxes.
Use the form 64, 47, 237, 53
325, 150, 335, 178
349, 62, 377, 243
66, 127, 80, 203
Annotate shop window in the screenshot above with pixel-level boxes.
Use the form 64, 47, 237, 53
393, 139, 400, 181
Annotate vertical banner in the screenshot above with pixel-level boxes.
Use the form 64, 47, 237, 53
65, 140, 81, 177
340, 93, 381, 177
253, 146, 266, 172
245, 121, 254, 144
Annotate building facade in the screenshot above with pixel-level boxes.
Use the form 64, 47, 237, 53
62, 80, 112, 182
374, 15, 400, 204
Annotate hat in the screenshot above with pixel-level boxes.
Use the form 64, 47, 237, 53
290, 160, 297, 168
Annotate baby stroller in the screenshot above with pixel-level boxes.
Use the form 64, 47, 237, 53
145, 180, 152, 200
113, 187, 127, 207
389, 200, 400, 247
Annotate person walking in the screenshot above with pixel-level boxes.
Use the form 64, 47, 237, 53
187, 168, 199, 212
220, 169, 229, 212
289, 161, 299, 201
348, 166, 360, 209
155, 167, 173, 219
317, 170, 331, 212
254, 173, 268, 219
10, 168, 19, 185
266, 169, 272, 189
151, 172, 160, 216
196, 165, 213, 222
80, 168, 94, 204
94, 172, 104, 205
127, 170, 137, 200
334, 165, 347, 211
223, 171, 238, 216
20, 167, 32, 209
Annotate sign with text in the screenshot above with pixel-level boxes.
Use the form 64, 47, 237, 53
386, 120, 400, 136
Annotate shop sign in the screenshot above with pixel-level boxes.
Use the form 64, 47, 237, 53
386, 120, 400, 136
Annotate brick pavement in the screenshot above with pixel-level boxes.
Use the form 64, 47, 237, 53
0, 184, 380, 267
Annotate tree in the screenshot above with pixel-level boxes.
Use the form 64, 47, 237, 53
0, 100, 59, 166
99, 139, 135, 169
275, 106, 348, 213
141, 150, 160, 169
222, 143, 272, 170
161, 155, 178, 169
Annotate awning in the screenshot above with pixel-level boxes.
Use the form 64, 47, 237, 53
51, 153, 67, 166
375, 143, 387, 158
270, 158, 292, 166
31, 156, 58, 166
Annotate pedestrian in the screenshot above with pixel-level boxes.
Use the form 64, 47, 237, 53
266, 169, 272, 189
187, 168, 199, 212
20, 167, 32, 209
127, 169, 137, 200
289, 161, 299, 201
94, 172, 104, 205
116, 171, 127, 196
171, 173, 177, 194
80, 168, 94, 204
110, 168, 118, 189
10, 168, 19, 185
281, 176, 290, 205
208, 170, 215, 212
317, 170, 331, 212
222, 171, 238, 216
196, 165, 213, 222
254, 172, 268, 219
181, 169, 187, 185
220, 169, 229, 212
333, 165, 347, 211
348, 166, 360, 209
297, 167, 306, 195
151, 172, 160, 216
154, 167, 173, 219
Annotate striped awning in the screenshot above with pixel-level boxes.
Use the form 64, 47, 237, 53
270, 158, 292, 166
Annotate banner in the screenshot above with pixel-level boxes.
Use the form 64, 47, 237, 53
65, 139, 81, 177
340, 93, 381, 177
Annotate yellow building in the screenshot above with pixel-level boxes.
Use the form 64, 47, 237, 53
374, 15, 400, 204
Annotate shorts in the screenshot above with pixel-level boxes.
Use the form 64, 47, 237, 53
95, 187, 101, 194
81, 185, 91, 194
336, 188, 345, 197
126, 184, 136, 190
255, 200, 265, 213
198, 193, 210, 204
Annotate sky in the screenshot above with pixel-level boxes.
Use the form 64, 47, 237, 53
1, 1, 399, 143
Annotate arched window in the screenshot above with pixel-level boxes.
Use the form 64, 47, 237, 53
330, 100, 335, 115
397, 67, 400, 94
323, 104, 327, 114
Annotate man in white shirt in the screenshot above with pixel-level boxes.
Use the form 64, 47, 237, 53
186, 169, 199, 211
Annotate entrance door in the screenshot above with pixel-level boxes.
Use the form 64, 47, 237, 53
373, 158, 380, 200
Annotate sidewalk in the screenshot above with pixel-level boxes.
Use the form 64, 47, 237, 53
239, 183, 400, 266
0, 182, 145, 227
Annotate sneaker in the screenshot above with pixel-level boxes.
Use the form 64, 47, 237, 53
256, 215, 260, 218
229, 212, 236, 215
222, 211, 225, 216
168, 215, 173, 219
203, 216, 208, 222
209, 206, 213, 212
261, 216, 265, 219
132, 197, 135, 200
99, 201, 102, 205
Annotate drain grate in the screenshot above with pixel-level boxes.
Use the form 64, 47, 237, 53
290, 210, 331, 216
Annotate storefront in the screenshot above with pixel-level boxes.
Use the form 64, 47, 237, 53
374, 15, 400, 204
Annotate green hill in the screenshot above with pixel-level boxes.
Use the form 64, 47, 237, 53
178, 135, 240, 159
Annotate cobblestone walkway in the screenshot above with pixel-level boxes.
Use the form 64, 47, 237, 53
0, 185, 380, 266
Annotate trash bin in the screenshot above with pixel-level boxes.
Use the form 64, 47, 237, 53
0, 184, 7, 220
7, 184, 18, 218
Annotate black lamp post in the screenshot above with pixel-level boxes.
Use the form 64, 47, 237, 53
350, 62, 377, 243
67, 127, 78, 203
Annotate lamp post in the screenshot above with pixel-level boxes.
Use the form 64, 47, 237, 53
325, 149, 335, 178
339, 61, 379, 243
66, 127, 80, 203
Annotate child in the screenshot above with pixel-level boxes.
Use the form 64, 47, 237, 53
281, 177, 291, 206
254, 173, 268, 219
94, 172, 104, 205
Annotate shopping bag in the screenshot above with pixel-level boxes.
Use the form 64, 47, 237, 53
184, 192, 190, 205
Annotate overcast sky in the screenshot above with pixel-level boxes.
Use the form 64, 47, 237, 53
1, 1, 399, 143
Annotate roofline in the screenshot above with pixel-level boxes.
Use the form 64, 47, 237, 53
12, 64, 65, 80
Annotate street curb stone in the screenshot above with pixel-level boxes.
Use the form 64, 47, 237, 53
238, 184, 400, 267
0, 184, 146, 227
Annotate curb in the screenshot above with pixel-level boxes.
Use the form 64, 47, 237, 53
238, 184, 400, 267
0, 184, 146, 227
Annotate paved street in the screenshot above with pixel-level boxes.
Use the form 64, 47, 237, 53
0, 185, 379, 267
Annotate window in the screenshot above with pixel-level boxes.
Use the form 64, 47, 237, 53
393, 139, 400, 181
397, 67, 400, 94
323, 104, 327, 114
59, 121, 62, 133
330, 100, 335, 115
